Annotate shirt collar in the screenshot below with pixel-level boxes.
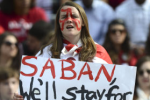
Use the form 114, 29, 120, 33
63, 39, 83, 47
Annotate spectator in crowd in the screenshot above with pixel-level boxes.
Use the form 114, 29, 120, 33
75, 0, 115, 45
23, 20, 54, 56
0, 0, 48, 43
145, 29, 150, 56
103, 19, 137, 66
13, 1, 113, 99
116, 0, 150, 56
133, 56, 150, 100
0, 68, 20, 100
0, 32, 21, 70
35, 1, 112, 63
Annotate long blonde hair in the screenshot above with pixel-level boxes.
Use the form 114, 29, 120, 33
41, 1, 96, 61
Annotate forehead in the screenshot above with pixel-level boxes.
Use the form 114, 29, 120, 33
140, 61, 150, 70
111, 24, 125, 29
0, 77, 19, 83
60, 6, 80, 15
4, 35, 17, 42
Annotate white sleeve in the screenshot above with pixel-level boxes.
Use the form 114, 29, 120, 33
35, 50, 42, 57
35, 45, 52, 58
115, 1, 129, 20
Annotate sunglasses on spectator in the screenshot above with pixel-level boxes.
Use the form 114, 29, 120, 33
110, 29, 126, 35
138, 69, 150, 76
3, 41, 18, 47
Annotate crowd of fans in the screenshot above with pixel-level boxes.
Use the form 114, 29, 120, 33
0, 0, 150, 100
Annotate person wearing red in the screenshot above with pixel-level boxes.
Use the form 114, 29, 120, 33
0, 0, 48, 43
36, 1, 112, 64
13, 1, 112, 99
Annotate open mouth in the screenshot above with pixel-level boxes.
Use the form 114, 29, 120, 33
66, 25, 74, 29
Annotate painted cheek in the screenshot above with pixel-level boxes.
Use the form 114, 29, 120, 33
72, 19, 81, 31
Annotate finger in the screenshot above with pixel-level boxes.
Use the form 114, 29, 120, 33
15, 93, 23, 97
13, 93, 24, 100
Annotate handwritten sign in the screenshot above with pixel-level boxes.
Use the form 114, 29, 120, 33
19, 55, 136, 100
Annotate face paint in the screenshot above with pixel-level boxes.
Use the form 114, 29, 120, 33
59, 8, 81, 31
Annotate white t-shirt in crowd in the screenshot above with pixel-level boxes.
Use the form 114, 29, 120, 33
116, 0, 150, 46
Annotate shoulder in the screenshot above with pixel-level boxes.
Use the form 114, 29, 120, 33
36, 44, 52, 58
94, 43, 113, 64
116, 0, 131, 12
93, 1, 114, 17
95, 43, 109, 57
29, 7, 48, 20
30, 7, 45, 13
94, 0, 113, 9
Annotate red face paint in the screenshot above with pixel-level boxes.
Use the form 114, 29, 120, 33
59, 8, 81, 31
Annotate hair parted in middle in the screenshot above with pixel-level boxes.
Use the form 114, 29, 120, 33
133, 56, 150, 100
103, 19, 130, 53
40, 1, 96, 61
103, 19, 130, 64
0, 32, 21, 70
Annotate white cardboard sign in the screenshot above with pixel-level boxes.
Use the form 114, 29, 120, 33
19, 55, 137, 100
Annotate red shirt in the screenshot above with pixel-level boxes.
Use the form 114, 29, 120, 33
0, 7, 48, 42
0, 25, 4, 34
96, 44, 113, 64
118, 51, 137, 66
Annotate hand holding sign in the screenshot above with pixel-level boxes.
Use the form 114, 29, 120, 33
13, 93, 24, 100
